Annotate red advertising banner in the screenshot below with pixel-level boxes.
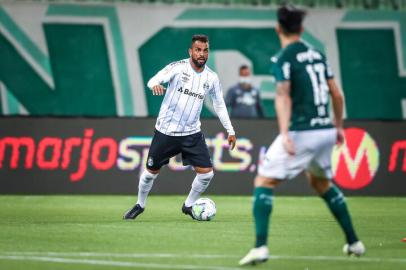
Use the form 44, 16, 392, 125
0, 117, 405, 195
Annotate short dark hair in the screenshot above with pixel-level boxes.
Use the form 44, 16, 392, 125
239, 65, 249, 72
277, 5, 306, 35
191, 34, 209, 46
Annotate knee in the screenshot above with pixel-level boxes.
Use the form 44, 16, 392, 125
146, 168, 160, 174
143, 169, 159, 182
309, 178, 331, 194
194, 167, 213, 174
254, 175, 280, 188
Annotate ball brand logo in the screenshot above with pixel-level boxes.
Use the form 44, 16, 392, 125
331, 128, 379, 189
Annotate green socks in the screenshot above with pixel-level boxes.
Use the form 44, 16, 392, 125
252, 185, 358, 248
322, 185, 358, 244
253, 187, 273, 247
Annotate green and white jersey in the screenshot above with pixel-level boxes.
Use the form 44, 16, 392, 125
271, 41, 334, 131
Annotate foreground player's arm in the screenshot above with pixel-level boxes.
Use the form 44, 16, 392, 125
327, 79, 345, 144
147, 63, 178, 95
210, 77, 237, 150
272, 56, 294, 154
275, 81, 295, 155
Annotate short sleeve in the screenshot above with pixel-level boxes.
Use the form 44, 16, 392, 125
325, 60, 334, 79
271, 56, 291, 82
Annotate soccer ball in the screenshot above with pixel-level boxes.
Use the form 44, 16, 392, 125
192, 198, 216, 221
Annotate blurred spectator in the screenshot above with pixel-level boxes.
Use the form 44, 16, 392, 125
225, 65, 264, 118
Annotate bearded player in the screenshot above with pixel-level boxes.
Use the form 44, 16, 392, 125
123, 34, 236, 220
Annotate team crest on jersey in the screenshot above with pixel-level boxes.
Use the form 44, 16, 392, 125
147, 157, 154, 167
181, 72, 190, 83
203, 82, 210, 91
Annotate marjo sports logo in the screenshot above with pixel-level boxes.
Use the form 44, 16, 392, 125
331, 128, 380, 189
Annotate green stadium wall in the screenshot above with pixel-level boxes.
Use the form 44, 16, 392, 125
1, 4, 406, 119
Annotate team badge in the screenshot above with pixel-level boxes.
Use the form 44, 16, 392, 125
181, 72, 190, 83
203, 82, 210, 91
147, 157, 154, 167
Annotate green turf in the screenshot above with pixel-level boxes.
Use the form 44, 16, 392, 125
0, 195, 405, 270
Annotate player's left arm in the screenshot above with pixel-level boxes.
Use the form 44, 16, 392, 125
275, 81, 295, 155
324, 59, 345, 145
327, 78, 345, 145
210, 77, 237, 150
147, 63, 179, 95
272, 57, 294, 155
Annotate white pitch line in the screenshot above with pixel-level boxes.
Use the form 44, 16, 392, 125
3, 251, 235, 259
0, 255, 243, 270
1, 252, 406, 264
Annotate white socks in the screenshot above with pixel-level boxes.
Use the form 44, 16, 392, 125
185, 171, 214, 207
136, 170, 159, 208
137, 170, 214, 208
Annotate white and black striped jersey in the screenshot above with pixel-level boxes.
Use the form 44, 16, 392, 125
147, 58, 235, 136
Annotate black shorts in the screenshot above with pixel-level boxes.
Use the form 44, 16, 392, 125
146, 130, 212, 170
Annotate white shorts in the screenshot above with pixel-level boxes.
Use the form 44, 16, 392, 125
258, 128, 337, 180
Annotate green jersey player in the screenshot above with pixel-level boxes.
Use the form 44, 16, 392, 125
272, 38, 334, 131
239, 5, 365, 266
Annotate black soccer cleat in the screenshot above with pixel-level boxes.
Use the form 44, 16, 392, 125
182, 203, 196, 220
123, 203, 144, 220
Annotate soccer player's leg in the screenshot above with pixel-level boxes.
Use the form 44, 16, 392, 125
239, 175, 276, 266
307, 154, 365, 256
181, 166, 213, 219
123, 130, 180, 220
180, 132, 214, 219
240, 134, 307, 266
123, 169, 158, 220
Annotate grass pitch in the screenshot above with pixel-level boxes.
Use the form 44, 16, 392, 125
0, 195, 405, 270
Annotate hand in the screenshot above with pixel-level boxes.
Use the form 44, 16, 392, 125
336, 127, 345, 146
227, 135, 236, 150
282, 134, 295, 156
152, 85, 166, 95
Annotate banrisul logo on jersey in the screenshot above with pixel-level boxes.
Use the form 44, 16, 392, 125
331, 128, 380, 189
177, 87, 204, 100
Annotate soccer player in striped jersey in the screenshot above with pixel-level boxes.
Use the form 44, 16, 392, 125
239, 5, 365, 266
123, 34, 237, 220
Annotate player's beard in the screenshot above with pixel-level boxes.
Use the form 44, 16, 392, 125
192, 57, 207, 68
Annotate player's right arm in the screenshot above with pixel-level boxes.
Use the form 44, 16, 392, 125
327, 79, 345, 145
147, 62, 179, 96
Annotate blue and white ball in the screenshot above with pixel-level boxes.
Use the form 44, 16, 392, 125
192, 198, 216, 221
